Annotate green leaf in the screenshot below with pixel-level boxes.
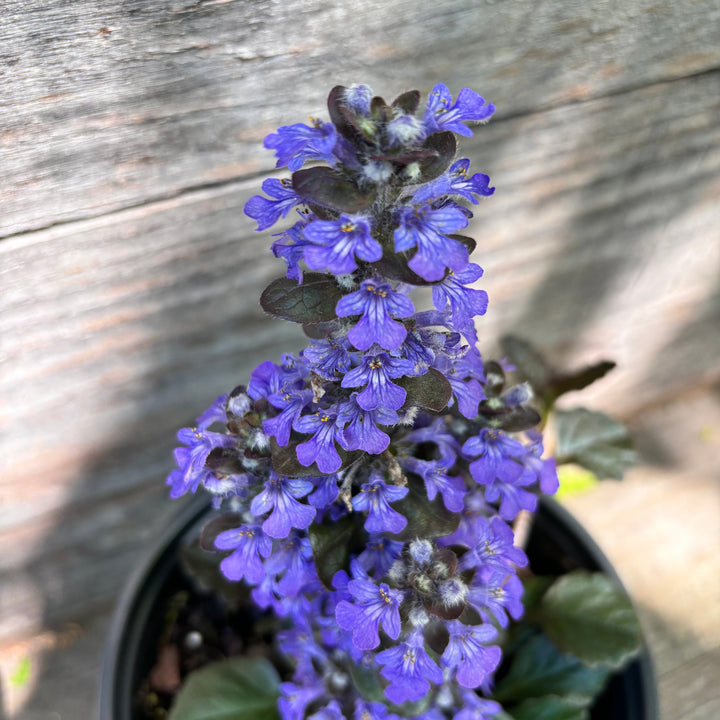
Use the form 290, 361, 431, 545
493, 632, 609, 705
308, 514, 365, 589
537, 571, 643, 669
260, 273, 342, 324
168, 656, 280, 720
391, 89, 421, 114
555, 465, 598, 499
500, 335, 552, 393
10, 656, 32, 688
548, 361, 616, 399
179, 537, 250, 608
392, 474, 460, 540
414, 131, 457, 183
508, 695, 589, 720
397, 369, 452, 413
292, 167, 376, 213
554, 409, 637, 480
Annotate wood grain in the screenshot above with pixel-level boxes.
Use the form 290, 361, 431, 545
2, 0, 720, 236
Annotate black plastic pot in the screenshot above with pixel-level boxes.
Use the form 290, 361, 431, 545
100, 497, 659, 719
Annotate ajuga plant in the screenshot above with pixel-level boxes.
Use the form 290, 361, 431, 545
164, 84, 642, 720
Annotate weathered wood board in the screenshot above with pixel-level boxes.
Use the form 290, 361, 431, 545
2, 0, 720, 236
1, 0, 719, 718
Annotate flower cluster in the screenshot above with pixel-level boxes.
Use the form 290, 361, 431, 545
167, 83, 559, 720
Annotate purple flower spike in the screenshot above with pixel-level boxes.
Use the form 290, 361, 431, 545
352, 477, 409, 534
336, 280, 414, 351
394, 205, 469, 282
215, 524, 272, 584
441, 621, 502, 689
424, 83, 495, 137
376, 630, 443, 704
244, 178, 305, 232
250, 474, 316, 539
335, 578, 403, 650
294, 410, 344, 474
264, 119, 337, 171
303, 215, 382, 274
341, 352, 415, 411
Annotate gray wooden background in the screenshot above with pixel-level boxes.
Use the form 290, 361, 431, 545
1, 1, 719, 718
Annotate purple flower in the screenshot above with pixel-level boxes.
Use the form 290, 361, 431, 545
337, 395, 398, 454
335, 577, 403, 650
522, 430, 560, 495
308, 474, 340, 509
483, 458, 538, 521
336, 280, 414, 351
265, 533, 316, 598
403, 417, 460, 464
272, 219, 313, 282
343, 84, 374, 115
467, 568, 524, 628
458, 516, 528, 572
376, 630, 443, 704
302, 337, 351, 380
196, 394, 228, 430
413, 158, 495, 205
279, 680, 325, 720
402, 456, 466, 512
264, 387, 313, 446
399, 329, 436, 375
264, 119, 337, 171
247, 360, 284, 401
432, 263, 488, 333
434, 354, 485, 419
394, 204, 470, 282
453, 691, 502, 720
167, 427, 235, 498
357, 535, 404, 579
441, 621, 502, 689
303, 215, 382, 274
250, 474, 316, 539
438, 490, 491, 548
294, 410, 344, 473
423, 83, 495, 137
354, 699, 396, 720
308, 700, 345, 720
215, 524, 272, 584
244, 178, 305, 231
463, 429, 526, 485
341, 352, 414, 411
352, 477, 409, 534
